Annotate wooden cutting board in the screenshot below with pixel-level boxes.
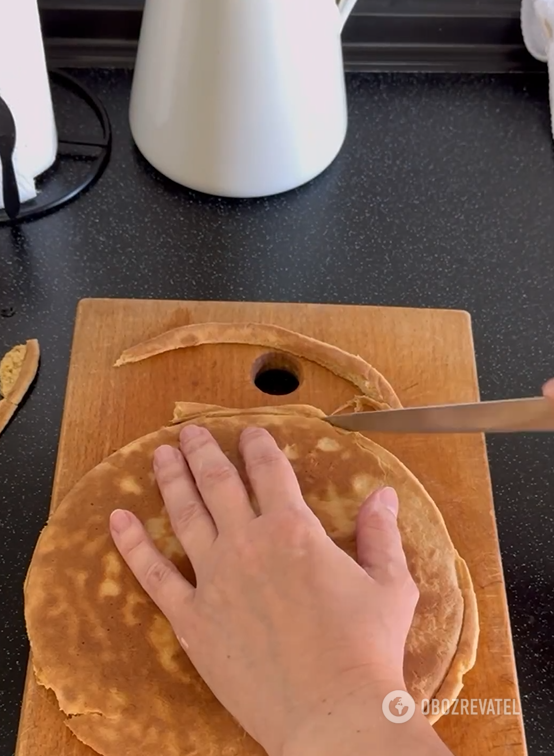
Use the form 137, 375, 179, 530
16, 298, 526, 756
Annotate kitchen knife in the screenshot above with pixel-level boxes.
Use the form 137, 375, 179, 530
325, 396, 554, 434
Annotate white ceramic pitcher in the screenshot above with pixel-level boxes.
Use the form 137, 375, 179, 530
129, 0, 359, 198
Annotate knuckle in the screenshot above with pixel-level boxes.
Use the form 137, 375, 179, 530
390, 569, 419, 608
180, 429, 211, 456
377, 560, 403, 583
404, 573, 420, 602
144, 558, 176, 590
214, 532, 263, 579
233, 532, 260, 564
273, 509, 314, 546
247, 449, 286, 474
200, 462, 237, 488
155, 459, 184, 486
202, 578, 225, 606
368, 508, 397, 531
242, 429, 284, 470
173, 501, 204, 536
118, 522, 148, 558
242, 427, 271, 443
383, 555, 417, 590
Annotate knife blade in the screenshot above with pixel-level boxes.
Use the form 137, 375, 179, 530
325, 396, 554, 434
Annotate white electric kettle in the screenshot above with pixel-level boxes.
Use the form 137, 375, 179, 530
130, 0, 359, 198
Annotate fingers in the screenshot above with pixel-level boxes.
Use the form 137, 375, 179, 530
153, 445, 217, 565
110, 509, 193, 628
239, 427, 309, 514
356, 487, 412, 585
179, 425, 256, 531
543, 378, 554, 400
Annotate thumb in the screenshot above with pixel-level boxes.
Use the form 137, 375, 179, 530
356, 487, 411, 584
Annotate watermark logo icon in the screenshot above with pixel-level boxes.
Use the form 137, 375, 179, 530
381, 690, 416, 723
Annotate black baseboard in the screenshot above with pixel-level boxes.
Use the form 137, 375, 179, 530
39, 0, 544, 73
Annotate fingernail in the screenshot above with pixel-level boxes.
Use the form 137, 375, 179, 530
377, 487, 399, 516
110, 509, 132, 534
180, 424, 204, 440
154, 445, 180, 468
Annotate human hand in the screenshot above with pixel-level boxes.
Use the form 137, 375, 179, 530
543, 378, 554, 399
110, 426, 447, 756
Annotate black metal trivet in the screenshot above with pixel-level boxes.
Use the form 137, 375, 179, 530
0, 70, 112, 225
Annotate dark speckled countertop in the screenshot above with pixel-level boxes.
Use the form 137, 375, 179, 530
1, 69, 554, 756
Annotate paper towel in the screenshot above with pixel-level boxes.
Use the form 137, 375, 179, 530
0, 0, 57, 214
0, 154, 37, 211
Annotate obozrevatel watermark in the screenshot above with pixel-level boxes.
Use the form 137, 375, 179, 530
382, 691, 521, 724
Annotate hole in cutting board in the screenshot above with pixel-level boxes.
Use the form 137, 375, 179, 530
252, 352, 301, 396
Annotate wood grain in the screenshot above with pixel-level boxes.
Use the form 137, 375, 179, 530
16, 299, 526, 756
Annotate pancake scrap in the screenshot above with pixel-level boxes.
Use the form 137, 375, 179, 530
25, 404, 478, 756
0, 339, 40, 435
114, 321, 399, 410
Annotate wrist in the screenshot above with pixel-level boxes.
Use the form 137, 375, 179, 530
281, 685, 452, 756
